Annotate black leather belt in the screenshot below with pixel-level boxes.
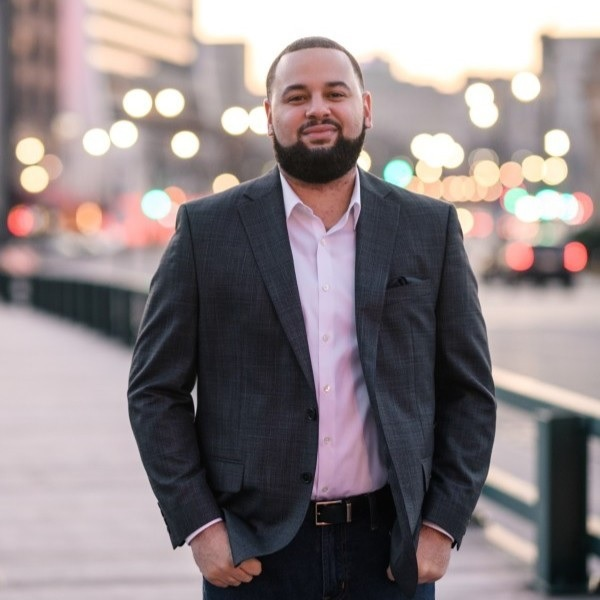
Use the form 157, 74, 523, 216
310, 485, 393, 527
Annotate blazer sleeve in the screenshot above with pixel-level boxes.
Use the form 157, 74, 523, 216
421, 204, 496, 545
128, 205, 222, 547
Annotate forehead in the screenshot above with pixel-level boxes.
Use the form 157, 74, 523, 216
272, 47, 359, 93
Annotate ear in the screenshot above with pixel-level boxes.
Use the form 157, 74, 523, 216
264, 98, 274, 136
363, 91, 373, 129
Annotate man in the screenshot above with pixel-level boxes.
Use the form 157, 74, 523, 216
128, 36, 496, 599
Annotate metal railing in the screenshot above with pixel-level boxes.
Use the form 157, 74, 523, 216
485, 368, 600, 595
1, 270, 599, 595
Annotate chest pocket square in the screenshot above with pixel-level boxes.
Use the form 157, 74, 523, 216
387, 275, 426, 288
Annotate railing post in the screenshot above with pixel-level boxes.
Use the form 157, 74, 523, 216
536, 410, 588, 594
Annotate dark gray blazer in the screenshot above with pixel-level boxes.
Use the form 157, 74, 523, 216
128, 167, 496, 597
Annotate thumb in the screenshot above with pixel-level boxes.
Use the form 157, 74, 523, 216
386, 565, 395, 581
240, 558, 263, 577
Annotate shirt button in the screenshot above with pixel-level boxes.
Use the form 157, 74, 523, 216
321, 486, 329, 493
322, 334, 330, 342
320, 238, 326, 246
323, 436, 332, 444
301, 472, 313, 484
323, 384, 331, 393
322, 284, 330, 292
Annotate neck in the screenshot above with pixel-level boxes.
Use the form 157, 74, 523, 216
281, 168, 357, 230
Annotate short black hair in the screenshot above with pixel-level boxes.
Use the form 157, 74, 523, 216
265, 36, 365, 99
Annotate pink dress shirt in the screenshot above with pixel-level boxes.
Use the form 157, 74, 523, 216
280, 171, 387, 500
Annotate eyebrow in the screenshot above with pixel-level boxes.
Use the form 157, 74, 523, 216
281, 81, 352, 96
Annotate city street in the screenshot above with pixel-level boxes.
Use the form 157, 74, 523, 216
480, 274, 600, 399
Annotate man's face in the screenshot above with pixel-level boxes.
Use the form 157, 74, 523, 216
264, 47, 372, 183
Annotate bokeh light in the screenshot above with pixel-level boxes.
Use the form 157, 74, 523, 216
155, 88, 185, 118
469, 104, 499, 128
410, 133, 464, 169
383, 158, 413, 187
499, 161, 524, 188
544, 129, 570, 157
415, 160, 442, 183
15, 137, 45, 165
505, 242, 534, 271
82, 128, 111, 156
473, 160, 500, 187
221, 106, 249, 135
248, 106, 268, 135
357, 149, 372, 171
109, 120, 138, 148
171, 131, 200, 158
141, 189, 172, 220
20, 165, 50, 193
564, 242, 588, 272
542, 157, 568, 185
511, 72, 541, 102
122, 88, 153, 118
75, 202, 103, 234
212, 173, 239, 193
465, 83, 494, 107
456, 207, 475, 234
7, 204, 35, 237
39, 154, 63, 180
521, 154, 544, 182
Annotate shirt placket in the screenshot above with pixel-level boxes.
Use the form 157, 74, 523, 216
315, 227, 337, 497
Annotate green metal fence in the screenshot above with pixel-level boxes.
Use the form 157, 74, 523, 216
1, 270, 598, 595
487, 368, 600, 595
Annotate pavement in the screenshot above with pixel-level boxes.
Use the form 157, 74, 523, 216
0, 301, 595, 599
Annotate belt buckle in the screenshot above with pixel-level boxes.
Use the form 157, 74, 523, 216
314, 499, 352, 526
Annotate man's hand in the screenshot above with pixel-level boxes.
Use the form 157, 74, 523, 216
190, 521, 262, 588
415, 524, 452, 583
386, 524, 452, 583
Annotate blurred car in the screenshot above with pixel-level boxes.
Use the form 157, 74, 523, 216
481, 241, 588, 287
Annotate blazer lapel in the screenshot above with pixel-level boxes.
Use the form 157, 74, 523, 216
237, 170, 315, 393
354, 172, 400, 386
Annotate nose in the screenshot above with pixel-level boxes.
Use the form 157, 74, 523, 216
306, 94, 330, 119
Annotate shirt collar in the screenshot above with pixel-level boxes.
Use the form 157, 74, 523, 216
280, 168, 362, 230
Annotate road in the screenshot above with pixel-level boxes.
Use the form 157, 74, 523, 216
479, 274, 600, 399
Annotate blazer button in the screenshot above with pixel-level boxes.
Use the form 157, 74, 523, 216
301, 472, 313, 484
306, 408, 317, 421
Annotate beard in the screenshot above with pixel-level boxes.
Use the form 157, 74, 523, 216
272, 121, 366, 184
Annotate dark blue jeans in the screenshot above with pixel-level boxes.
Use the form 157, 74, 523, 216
203, 507, 434, 600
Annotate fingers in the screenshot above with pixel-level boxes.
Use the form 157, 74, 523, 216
190, 522, 262, 588
204, 563, 259, 588
239, 558, 263, 577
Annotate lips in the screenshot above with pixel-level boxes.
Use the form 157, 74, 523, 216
299, 121, 340, 144
299, 120, 341, 136
301, 124, 338, 134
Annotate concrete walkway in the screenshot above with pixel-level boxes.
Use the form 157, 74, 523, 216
0, 302, 588, 599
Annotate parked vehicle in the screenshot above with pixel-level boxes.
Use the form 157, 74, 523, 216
481, 241, 588, 286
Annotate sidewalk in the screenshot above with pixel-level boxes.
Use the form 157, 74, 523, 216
0, 302, 587, 599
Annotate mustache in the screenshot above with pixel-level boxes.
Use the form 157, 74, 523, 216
298, 118, 342, 135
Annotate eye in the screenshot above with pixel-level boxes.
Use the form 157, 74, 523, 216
286, 94, 306, 103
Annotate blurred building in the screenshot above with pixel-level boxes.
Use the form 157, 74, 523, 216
1, 0, 271, 246
539, 35, 600, 223
0, 0, 598, 247
0, 2, 11, 240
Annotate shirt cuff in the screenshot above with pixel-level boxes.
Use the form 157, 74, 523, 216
185, 518, 223, 545
422, 520, 454, 543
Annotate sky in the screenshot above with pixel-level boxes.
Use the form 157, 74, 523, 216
194, 0, 600, 94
